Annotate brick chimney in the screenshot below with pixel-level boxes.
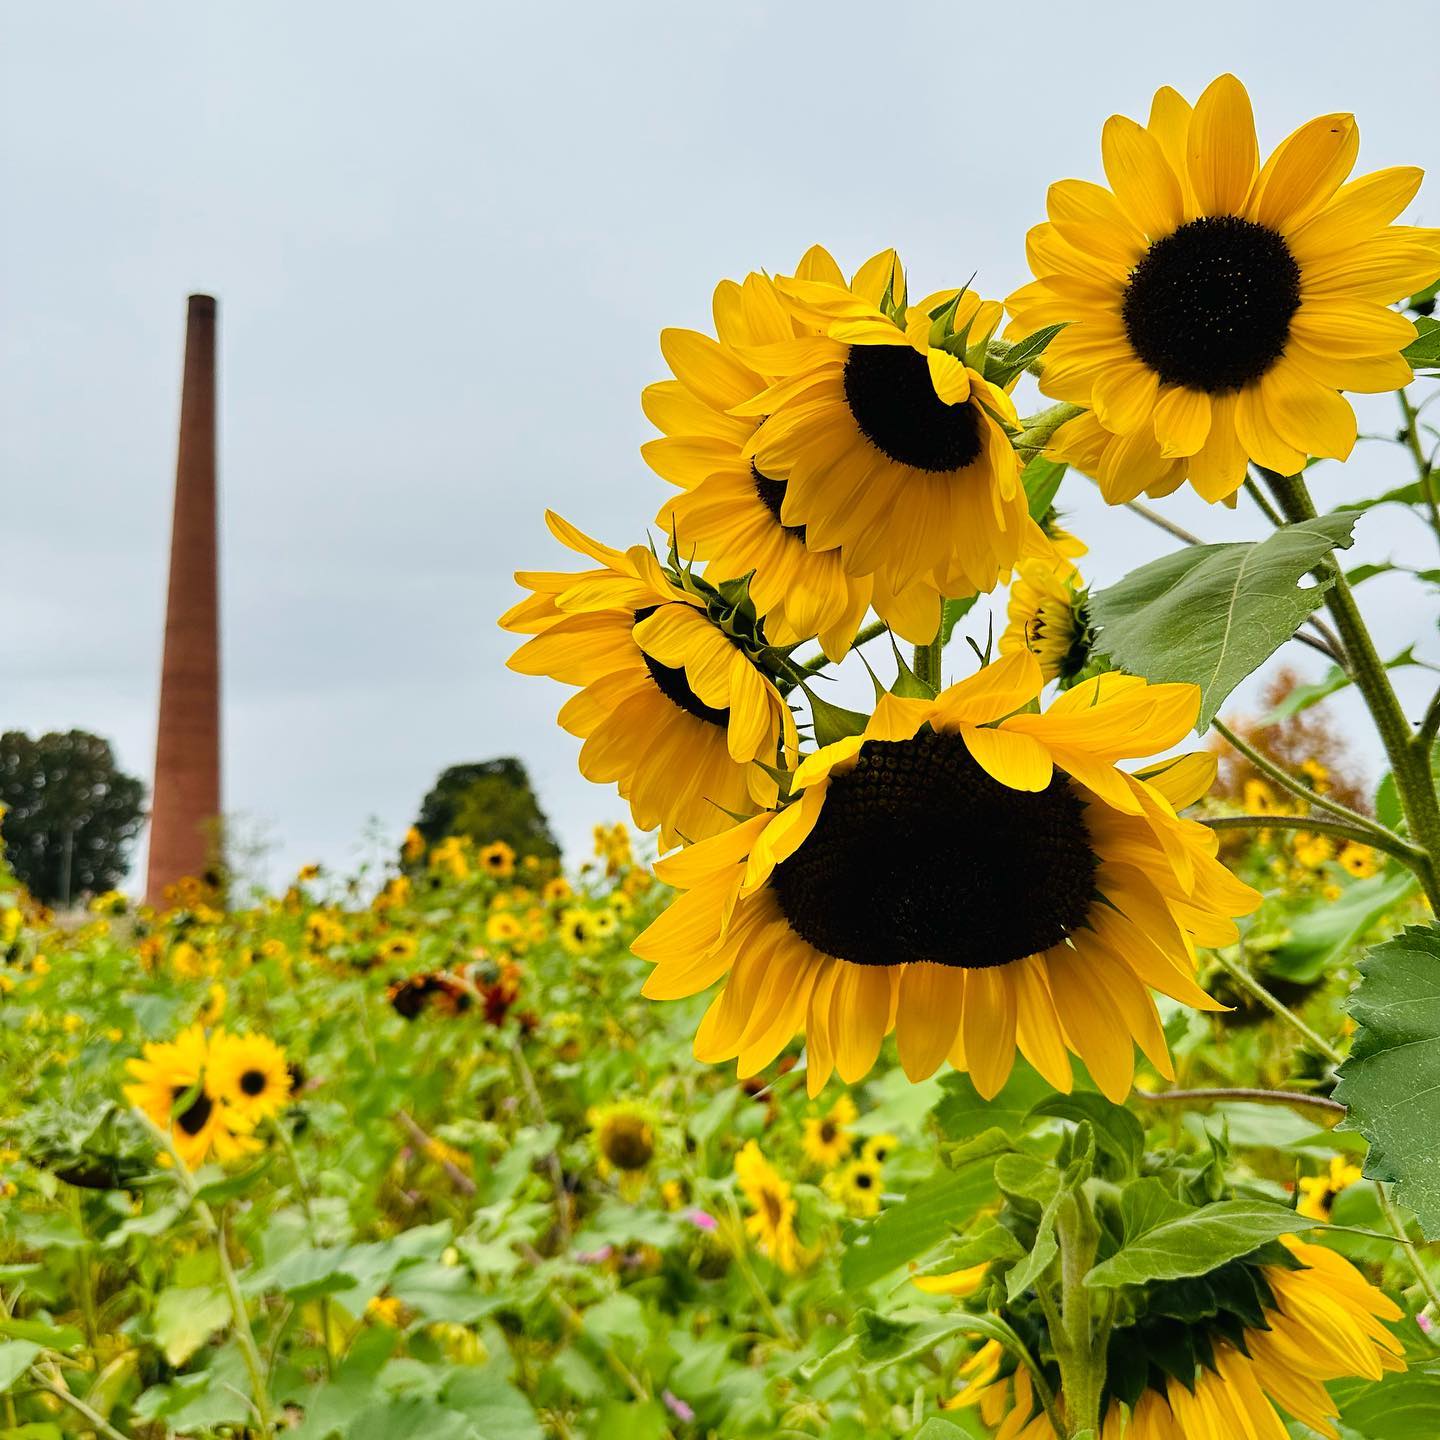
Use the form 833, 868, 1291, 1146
146, 295, 222, 904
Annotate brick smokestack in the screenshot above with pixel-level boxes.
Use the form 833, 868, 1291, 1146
146, 294, 222, 904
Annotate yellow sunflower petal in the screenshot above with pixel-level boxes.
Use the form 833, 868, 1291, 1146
1188, 73, 1258, 217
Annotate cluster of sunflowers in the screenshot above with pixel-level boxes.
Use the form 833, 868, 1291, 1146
507, 71, 1440, 1108
502, 74, 1440, 1439
124, 1022, 291, 1168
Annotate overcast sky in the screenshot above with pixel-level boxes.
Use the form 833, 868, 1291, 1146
4, 2, 1438, 886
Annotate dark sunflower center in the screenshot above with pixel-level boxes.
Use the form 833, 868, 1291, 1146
603, 1118, 653, 1171
633, 605, 730, 728
751, 463, 807, 543
819, 1120, 837, 1144
854, 1171, 875, 1189
240, 1069, 267, 1096
842, 343, 984, 472
770, 731, 1097, 969
173, 1086, 213, 1136
1121, 216, 1301, 393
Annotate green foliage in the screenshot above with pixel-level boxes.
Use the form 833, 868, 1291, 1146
1089, 515, 1357, 729
1336, 925, 1440, 1237
412, 758, 560, 860
0, 730, 146, 904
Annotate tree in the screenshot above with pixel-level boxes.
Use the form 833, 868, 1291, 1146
411, 758, 560, 860
0, 731, 147, 904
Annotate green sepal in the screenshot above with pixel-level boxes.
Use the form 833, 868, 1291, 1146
803, 685, 870, 748
985, 323, 1066, 389
889, 635, 934, 699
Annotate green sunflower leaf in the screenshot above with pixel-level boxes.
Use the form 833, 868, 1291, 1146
1334, 924, 1440, 1238
1083, 1185, 1308, 1290
1402, 314, 1440, 371
1088, 514, 1358, 730
838, 1161, 999, 1289
1029, 1092, 1144, 1176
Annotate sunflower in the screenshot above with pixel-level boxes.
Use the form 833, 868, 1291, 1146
1339, 841, 1379, 878
954, 1237, 1403, 1440
123, 1024, 257, 1168
824, 1156, 883, 1217
1001, 560, 1092, 686
558, 907, 596, 955
208, 1030, 292, 1125
589, 1101, 658, 1191
634, 650, 1259, 1101
734, 1140, 799, 1273
486, 911, 523, 946
860, 1131, 898, 1167
645, 248, 934, 658
379, 934, 418, 964
502, 511, 797, 848
1009, 73, 1440, 504
1296, 1154, 1364, 1221
734, 250, 1027, 608
801, 1093, 856, 1168
478, 841, 516, 879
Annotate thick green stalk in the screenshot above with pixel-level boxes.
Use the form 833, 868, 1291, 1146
1262, 469, 1440, 910
913, 634, 943, 693
1052, 1191, 1105, 1437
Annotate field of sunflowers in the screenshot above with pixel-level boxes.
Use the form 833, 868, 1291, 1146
0, 779, 1437, 1439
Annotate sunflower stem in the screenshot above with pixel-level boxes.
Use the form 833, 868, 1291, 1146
794, 619, 888, 676
1134, 1085, 1345, 1116
913, 634, 943, 694
1260, 468, 1440, 911
1210, 720, 1403, 847
1015, 402, 1085, 463
1207, 948, 1345, 1067
1374, 1180, 1440, 1325
1203, 813, 1424, 870
1052, 1189, 1105, 1437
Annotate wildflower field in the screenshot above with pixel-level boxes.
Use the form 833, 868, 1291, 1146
10, 69, 1440, 1440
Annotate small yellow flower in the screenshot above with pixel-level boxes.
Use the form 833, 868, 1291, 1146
365, 1295, 405, 1327
1338, 842, 1379, 879
1296, 1154, 1364, 1221
558, 909, 596, 955
735, 1141, 799, 1273
802, 1095, 857, 1169
861, 1132, 899, 1167
486, 912, 523, 945
297, 863, 321, 882
379, 935, 418, 963
1300, 758, 1331, 794
402, 826, 426, 865
478, 841, 516, 879
197, 983, 227, 1026
542, 876, 572, 904
1291, 832, 1335, 869
824, 1158, 883, 1217
207, 1030, 292, 1126
430, 837, 471, 881
1243, 778, 1280, 815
